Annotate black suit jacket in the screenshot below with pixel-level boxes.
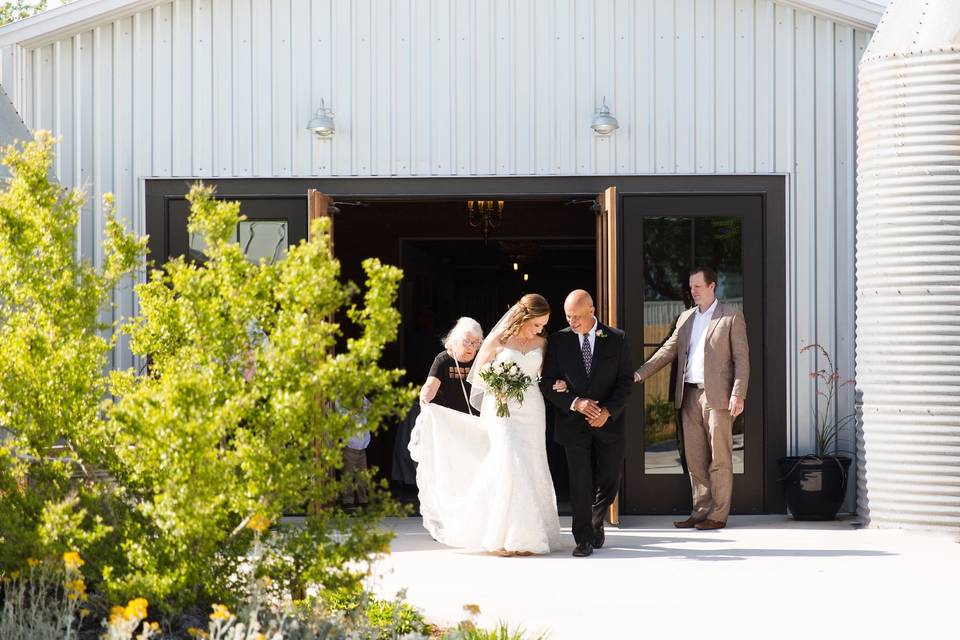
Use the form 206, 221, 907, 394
540, 323, 634, 446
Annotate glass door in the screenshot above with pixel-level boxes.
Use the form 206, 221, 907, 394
621, 195, 764, 514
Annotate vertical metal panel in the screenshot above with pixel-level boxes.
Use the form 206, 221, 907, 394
633, 0, 655, 173
694, 0, 715, 173
371, 0, 392, 176
754, 0, 775, 172
815, 17, 837, 441
734, 0, 755, 171
232, 0, 252, 176
794, 10, 816, 454
715, 0, 735, 172
428, 0, 451, 174
77, 31, 94, 262
211, 0, 232, 176
594, 0, 616, 174
170, 0, 191, 176
654, 0, 675, 173
113, 16, 134, 371
573, 0, 594, 175
554, 0, 576, 174
675, 0, 695, 173
6, 0, 868, 470
411, 0, 430, 175
456, 0, 476, 175
512, 0, 533, 174
270, 0, 292, 176
250, 0, 271, 175
192, 0, 212, 176
310, 0, 332, 175
349, 0, 371, 176
391, 0, 413, 175
834, 23, 857, 507
152, 3, 172, 177
857, 0, 960, 531
132, 10, 151, 233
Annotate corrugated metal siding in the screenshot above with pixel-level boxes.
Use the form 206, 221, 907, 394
0, 0, 868, 476
856, 0, 960, 531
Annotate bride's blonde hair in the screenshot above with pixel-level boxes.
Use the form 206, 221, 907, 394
498, 293, 550, 343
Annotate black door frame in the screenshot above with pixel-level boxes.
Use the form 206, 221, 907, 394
145, 175, 787, 514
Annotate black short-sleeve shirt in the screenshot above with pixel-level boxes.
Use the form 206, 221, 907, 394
428, 351, 475, 415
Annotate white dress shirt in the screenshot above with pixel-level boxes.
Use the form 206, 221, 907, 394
570, 318, 599, 410
684, 299, 718, 385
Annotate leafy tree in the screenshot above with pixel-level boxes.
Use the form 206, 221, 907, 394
0, 131, 146, 569
103, 184, 414, 609
0, 1, 48, 26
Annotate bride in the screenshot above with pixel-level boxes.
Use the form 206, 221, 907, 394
409, 293, 562, 555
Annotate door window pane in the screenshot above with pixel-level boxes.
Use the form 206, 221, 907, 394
189, 220, 289, 265
642, 216, 744, 475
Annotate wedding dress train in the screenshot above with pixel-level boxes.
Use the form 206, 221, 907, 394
409, 347, 562, 554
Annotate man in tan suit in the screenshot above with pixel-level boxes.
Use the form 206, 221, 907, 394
634, 267, 749, 530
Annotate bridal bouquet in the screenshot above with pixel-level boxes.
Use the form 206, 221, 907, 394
478, 359, 533, 418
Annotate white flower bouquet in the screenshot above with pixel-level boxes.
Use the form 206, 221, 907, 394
478, 359, 533, 418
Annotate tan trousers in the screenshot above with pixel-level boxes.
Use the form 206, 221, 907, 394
680, 386, 734, 522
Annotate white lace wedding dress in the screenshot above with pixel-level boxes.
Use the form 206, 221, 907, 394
409, 346, 562, 554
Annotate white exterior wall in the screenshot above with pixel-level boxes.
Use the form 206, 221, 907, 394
0, 0, 870, 465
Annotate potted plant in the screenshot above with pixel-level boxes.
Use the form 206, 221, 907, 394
777, 344, 855, 520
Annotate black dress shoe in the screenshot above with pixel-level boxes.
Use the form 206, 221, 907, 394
592, 526, 605, 549
572, 542, 593, 557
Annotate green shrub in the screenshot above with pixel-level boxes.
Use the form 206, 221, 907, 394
0, 132, 145, 573
0, 133, 415, 614
100, 184, 415, 609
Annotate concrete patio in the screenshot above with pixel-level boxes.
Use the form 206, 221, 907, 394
369, 515, 959, 639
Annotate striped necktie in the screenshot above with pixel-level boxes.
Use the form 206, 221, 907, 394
581, 333, 592, 376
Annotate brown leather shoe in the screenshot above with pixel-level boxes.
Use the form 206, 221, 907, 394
694, 519, 726, 530
673, 517, 702, 529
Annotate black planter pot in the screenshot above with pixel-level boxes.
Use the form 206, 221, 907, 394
777, 455, 852, 521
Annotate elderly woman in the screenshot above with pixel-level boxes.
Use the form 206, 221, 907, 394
419, 317, 484, 415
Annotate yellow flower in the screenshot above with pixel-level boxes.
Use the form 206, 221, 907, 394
109, 605, 127, 624
64, 577, 87, 601
26, 557, 41, 567
209, 603, 233, 621
62, 551, 84, 570
247, 513, 270, 534
8, 570, 20, 580
126, 598, 148, 620
256, 634, 265, 640
149, 621, 160, 630
187, 627, 209, 638
80, 608, 91, 618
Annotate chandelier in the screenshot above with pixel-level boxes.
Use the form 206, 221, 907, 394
467, 199, 504, 242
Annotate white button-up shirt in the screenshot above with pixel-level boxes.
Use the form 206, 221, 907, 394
684, 299, 718, 385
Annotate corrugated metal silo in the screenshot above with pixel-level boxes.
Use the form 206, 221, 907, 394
857, 0, 960, 531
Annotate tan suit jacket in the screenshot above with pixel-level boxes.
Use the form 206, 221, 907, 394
636, 301, 749, 411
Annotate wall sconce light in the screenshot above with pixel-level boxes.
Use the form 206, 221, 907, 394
307, 99, 336, 139
523, 273, 529, 282
513, 262, 519, 271
591, 97, 619, 136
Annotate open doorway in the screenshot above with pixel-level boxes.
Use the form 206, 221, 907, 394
331, 197, 597, 511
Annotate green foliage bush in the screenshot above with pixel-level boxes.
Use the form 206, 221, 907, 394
0, 132, 145, 571
0, 134, 415, 615
100, 183, 415, 609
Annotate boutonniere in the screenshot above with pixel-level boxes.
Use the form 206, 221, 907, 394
596, 329, 608, 339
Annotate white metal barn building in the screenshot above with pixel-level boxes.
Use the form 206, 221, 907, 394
0, 0, 894, 520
